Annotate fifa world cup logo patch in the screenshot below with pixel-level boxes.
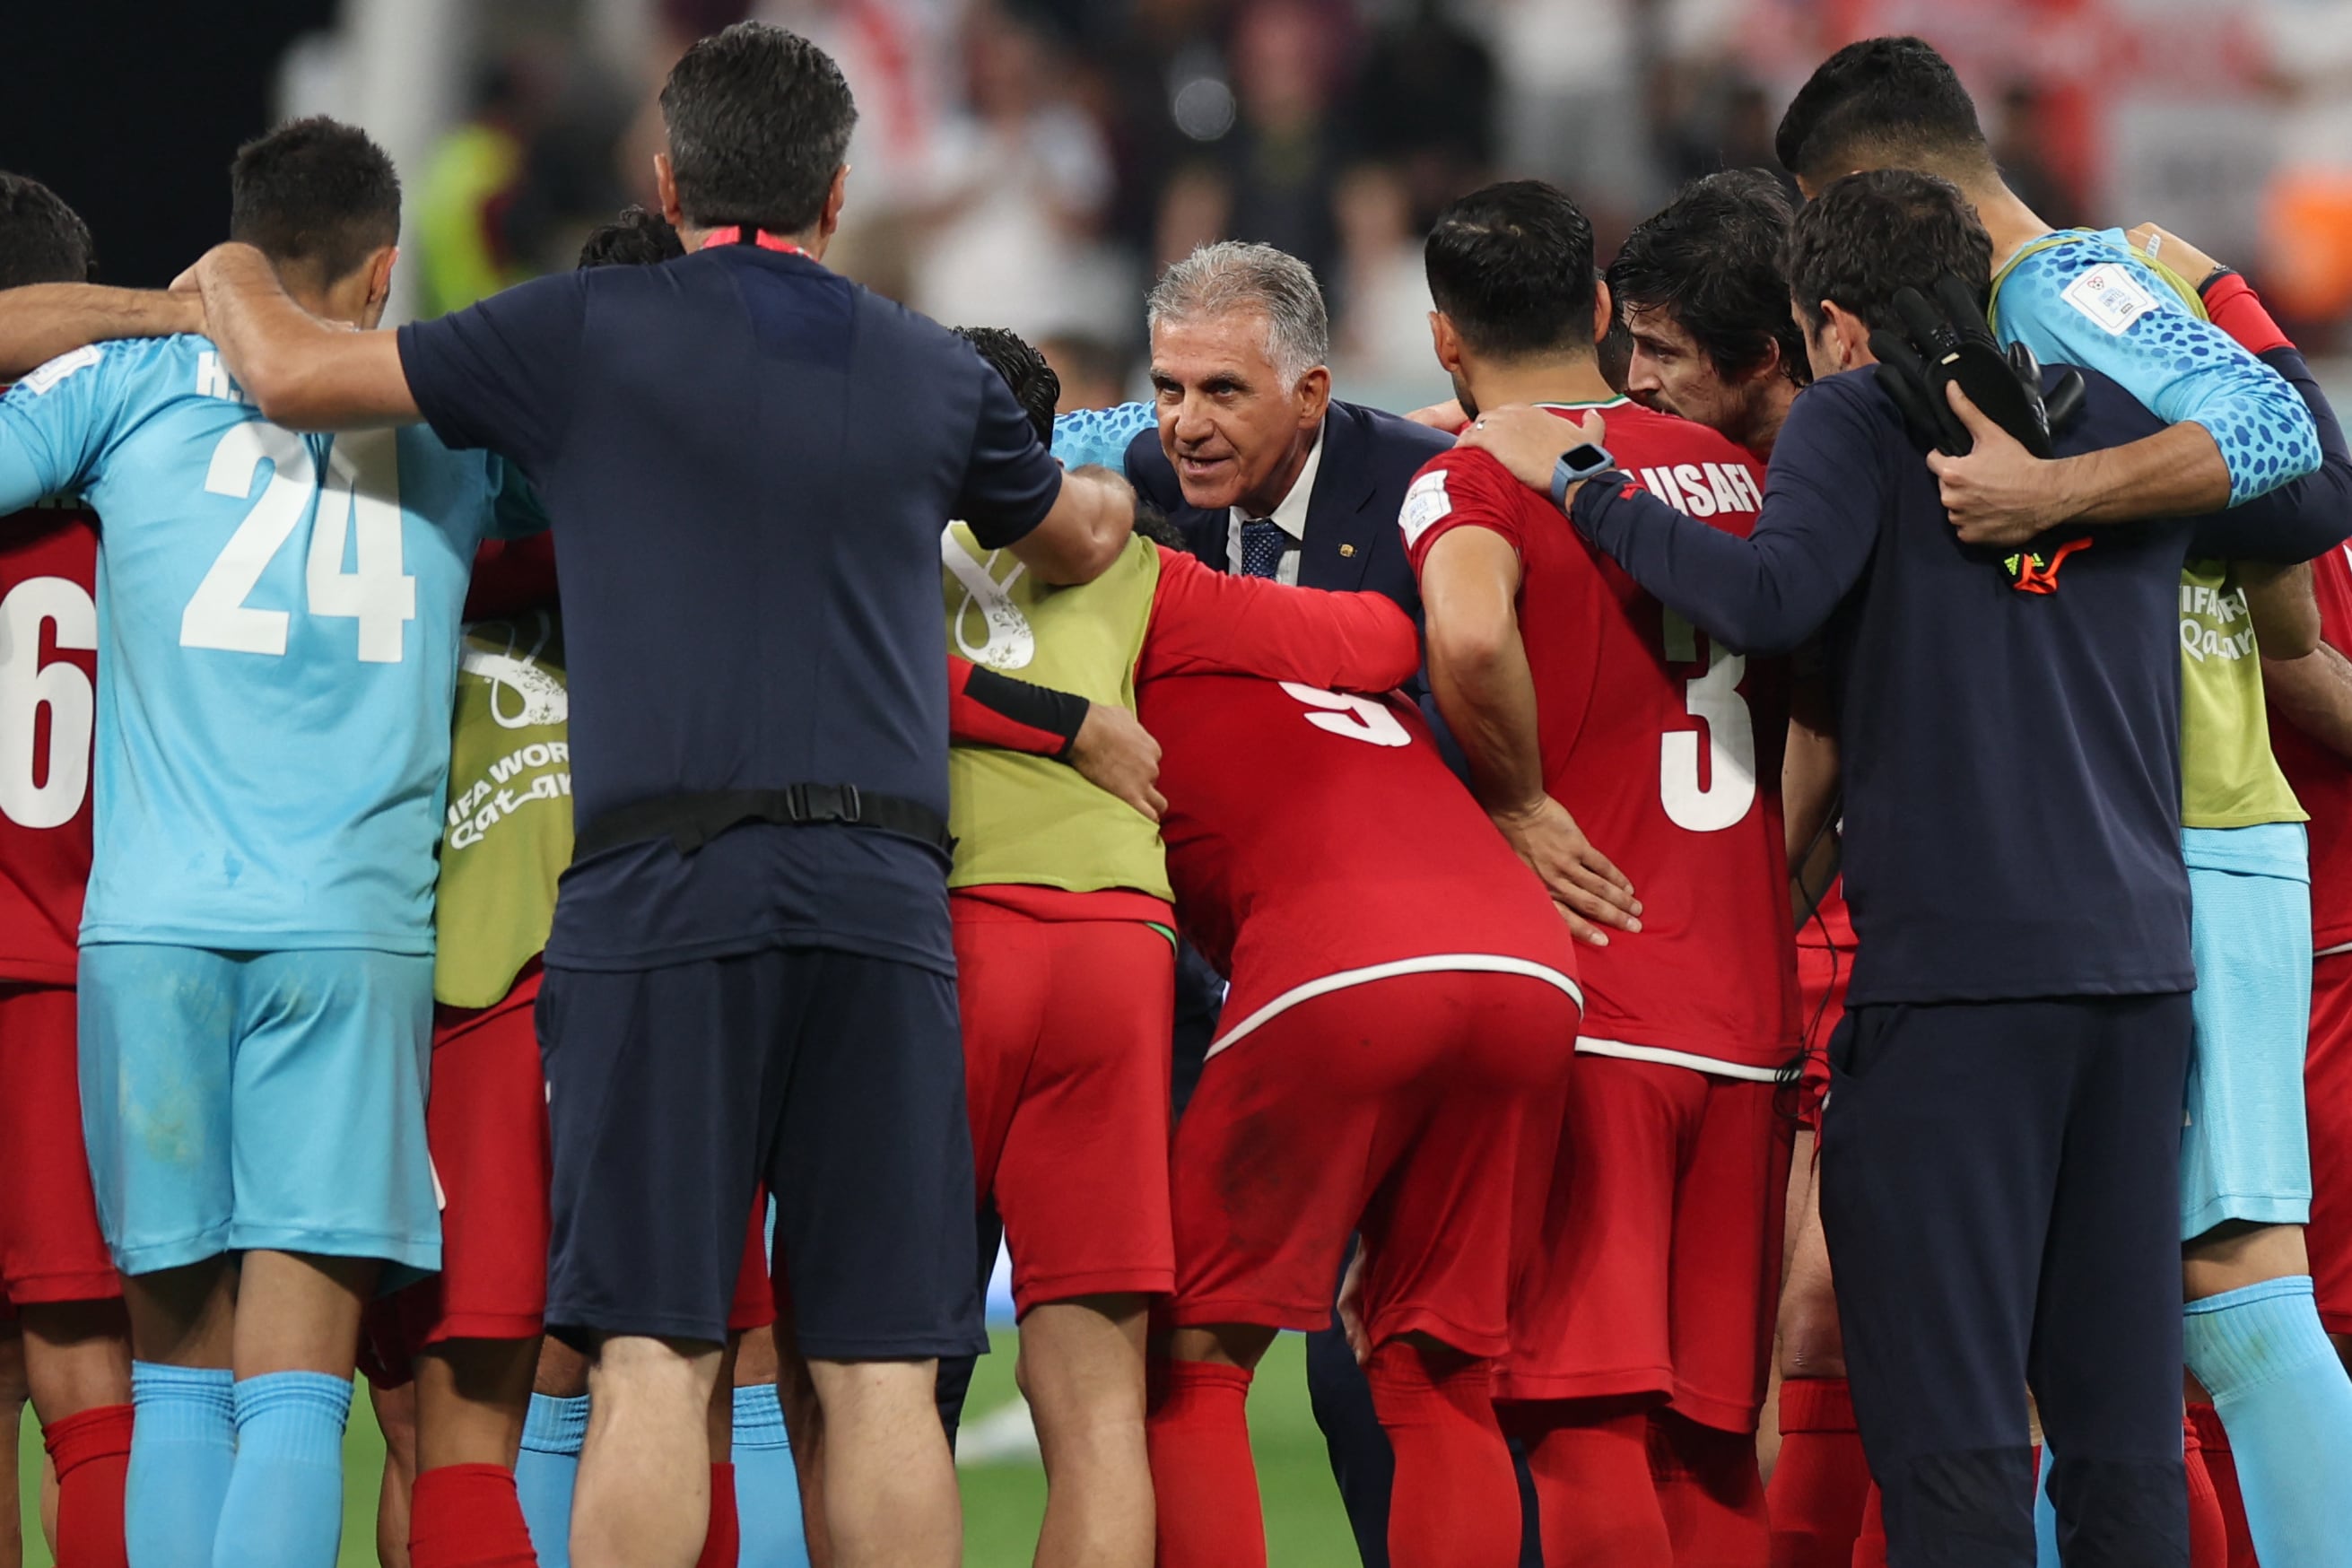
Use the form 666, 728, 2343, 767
462, 610, 568, 727
942, 525, 1035, 670
2002, 537, 2094, 596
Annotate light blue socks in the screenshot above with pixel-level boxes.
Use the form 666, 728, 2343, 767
214, 1371, 352, 1568
127, 1362, 237, 1568
732, 1382, 810, 1568
517, 1391, 591, 1568
2185, 1276, 2352, 1568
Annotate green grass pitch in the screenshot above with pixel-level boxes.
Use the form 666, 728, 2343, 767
13, 1329, 1358, 1567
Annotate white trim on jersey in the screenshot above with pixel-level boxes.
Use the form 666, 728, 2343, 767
1204, 954, 1585, 1062
1574, 1037, 1782, 1083
2317, 940, 2352, 960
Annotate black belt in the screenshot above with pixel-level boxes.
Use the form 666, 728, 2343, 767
572, 784, 954, 861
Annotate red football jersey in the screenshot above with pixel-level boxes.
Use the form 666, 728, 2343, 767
2270, 541, 2352, 953
1140, 673, 1582, 1055
0, 502, 99, 986
1404, 400, 1798, 1075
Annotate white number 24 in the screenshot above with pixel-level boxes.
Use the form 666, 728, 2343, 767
181, 424, 416, 663
1659, 610, 1755, 832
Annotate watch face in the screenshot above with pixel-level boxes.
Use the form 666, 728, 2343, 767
1560, 442, 1613, 475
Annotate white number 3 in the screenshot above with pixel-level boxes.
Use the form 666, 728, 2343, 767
1659, 610, 1756, 832
1282, 683, 1411, 747
182, 424, 416, 662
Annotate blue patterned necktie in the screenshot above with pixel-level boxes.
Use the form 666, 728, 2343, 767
1240, 518, 1287, 579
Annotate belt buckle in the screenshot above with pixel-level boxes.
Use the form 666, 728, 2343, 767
839, 783, 863, 824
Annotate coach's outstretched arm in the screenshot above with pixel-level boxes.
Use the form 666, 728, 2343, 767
1004, 464, 1136, 586
0, 285, 205, 379
188, 242, 418, 431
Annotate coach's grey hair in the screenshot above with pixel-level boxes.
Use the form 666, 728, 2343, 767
1147, 241, 1330, 385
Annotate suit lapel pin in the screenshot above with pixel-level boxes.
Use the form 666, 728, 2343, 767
1338, 543, 1356, 557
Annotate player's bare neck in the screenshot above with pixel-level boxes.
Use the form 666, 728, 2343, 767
1744, 379, 1800, 459
1969, 180, 2055, 273
1468, 353, 1615, 419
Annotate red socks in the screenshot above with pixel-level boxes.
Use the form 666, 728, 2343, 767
43, 1402, 133, 1568
1769, 1378, 1870, 1568
2184, 1408, 2228, 1568
1850, 1481, 1886, 1568
697, 1462, 739, 1568
1508, 1398, 1674, 1568
1146, 1359, 1264, 1568
2188, 1402, 2260, 1568
408, 1463, 537, 1568
1365, 1341, 1517, 1568
1651, 1411, 1772, 1567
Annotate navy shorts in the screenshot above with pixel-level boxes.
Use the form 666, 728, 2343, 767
537, 946, 983, 1358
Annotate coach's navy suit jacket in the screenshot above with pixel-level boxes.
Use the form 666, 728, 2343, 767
1120, 396, 1450, 616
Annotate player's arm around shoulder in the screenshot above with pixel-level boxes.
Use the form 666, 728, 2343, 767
0, 283, 205, 381
1985, 239, 2318, 521
188, 243, 418, 431
1004, 463, 1136, 586
1137, 543, 1419, 692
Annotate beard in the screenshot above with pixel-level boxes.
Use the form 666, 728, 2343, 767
1450, 369, 1479, 424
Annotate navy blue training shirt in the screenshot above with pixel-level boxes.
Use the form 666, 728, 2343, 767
1567, 363, 2345, 1008
397, 243, 1064, 974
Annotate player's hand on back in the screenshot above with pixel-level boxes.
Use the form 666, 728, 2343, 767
1488, 794, 1641, 947
2126, 223, 2224, 292
1405, 397, 1467, 431
1068, 701, 1167, 823
1928, 384, 2072, 547
1457, 405, 1607, 504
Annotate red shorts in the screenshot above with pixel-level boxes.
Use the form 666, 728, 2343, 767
1168, 968, 1581, 1359
363, 968, 773, 1383
954, 898, 1176, 1314
2307, 950, 2352, 1333
0, 984, 119, 1305
1795, 943, 1852, 1133
1500, 1054, 1793, 1430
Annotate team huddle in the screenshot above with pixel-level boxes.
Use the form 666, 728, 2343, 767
4, 19, 2352, 1568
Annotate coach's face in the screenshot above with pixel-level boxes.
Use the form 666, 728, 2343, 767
1150, 311, 1331, 516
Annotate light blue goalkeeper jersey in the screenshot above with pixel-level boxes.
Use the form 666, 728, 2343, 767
0, 336, 534, 953
1988, 228, 2319, 504
1051, 400, 1154, 474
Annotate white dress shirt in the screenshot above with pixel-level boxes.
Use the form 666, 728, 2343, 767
1225, 419, 1327, 587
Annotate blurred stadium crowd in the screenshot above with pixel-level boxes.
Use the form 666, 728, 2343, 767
380, 0, 2352, 411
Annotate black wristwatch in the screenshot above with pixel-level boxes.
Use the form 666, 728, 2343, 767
1550, 441, 1617, 511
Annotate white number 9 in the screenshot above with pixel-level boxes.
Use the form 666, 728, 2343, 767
1281, 683, 1412, 747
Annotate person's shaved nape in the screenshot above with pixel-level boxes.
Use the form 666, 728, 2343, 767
1774, 37, 1994, 189
0, 171, 96, 289
228, 117, 401, 292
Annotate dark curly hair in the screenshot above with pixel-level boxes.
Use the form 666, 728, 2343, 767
953, 326, 1060, 444
1608, 170, 1808, 388
577, 205, 685, 269
1782, 169, 1992, 337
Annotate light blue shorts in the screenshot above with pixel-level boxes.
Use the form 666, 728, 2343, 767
77, 944, 440, 1276
2181, 823, 2314, 1241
